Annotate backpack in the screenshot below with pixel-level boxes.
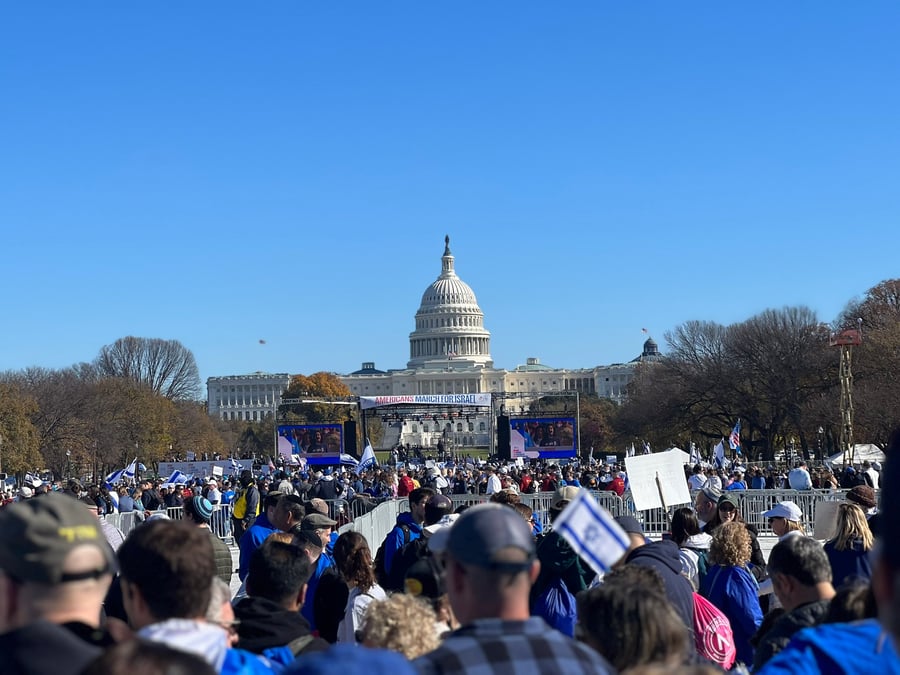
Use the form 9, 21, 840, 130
232, 489, 248, 520
692, 591, 736, 670
684, 546, 710, 586
374, 524, 411, 587
531, 575, 578, 637
385, 536, 430, 592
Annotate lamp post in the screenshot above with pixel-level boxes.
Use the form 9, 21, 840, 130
817, 426, 824, 460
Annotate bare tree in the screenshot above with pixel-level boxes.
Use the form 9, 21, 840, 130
94, 337, 201, 401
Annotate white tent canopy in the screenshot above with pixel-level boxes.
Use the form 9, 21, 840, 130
827, 443, 885, 466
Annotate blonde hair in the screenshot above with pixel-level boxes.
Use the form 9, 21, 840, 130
709, 522, 751, 567
830, 503, 874, 552
359, 593, 440, 659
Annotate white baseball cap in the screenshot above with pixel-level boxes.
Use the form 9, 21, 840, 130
762, 501, 802, 522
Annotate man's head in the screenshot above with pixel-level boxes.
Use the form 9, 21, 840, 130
117, 519, 216, 628
273, 494, 306, 532
424, 494, 453, 527
240, 470, 254, 488
693, 486, 721, 523
767, 535, 835, 611
0, 492, 117, 631
246, 540, 313, 611
429, 503, 538, 624
614, 516, 647, 556
300, 513, 337, 548
182, 496, 214, 526
408, 487, 436, 525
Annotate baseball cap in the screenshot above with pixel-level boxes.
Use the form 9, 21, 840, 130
404, 556, 445, 600
762, 501, 802, 522
615, 515, 644, 535
428, 503, 535, 572
551, 485, 581, 509
718, 493, 741, 510
301, 513, 337, 530
0, 492, 116, 584
18, 486, 34, 499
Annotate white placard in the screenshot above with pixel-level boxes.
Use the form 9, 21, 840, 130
510, 429, 526, 459
624, 449, 692, 511
211, 465, 224, 477
606, 455, 618, 465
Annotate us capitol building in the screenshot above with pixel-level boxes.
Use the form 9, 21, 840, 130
207, 236, 661, 449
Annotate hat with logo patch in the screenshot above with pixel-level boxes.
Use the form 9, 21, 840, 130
0, 492, 116, 584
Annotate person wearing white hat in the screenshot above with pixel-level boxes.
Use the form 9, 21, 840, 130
762, 502, 805, 540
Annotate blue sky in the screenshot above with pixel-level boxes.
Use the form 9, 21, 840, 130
2, 3, 898, 392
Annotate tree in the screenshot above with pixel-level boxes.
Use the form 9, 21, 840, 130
94, 336, 201, 400
0, 384, 42, 474
280, 372, 353, 424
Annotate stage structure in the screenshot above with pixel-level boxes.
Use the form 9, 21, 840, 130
276, 397, 359, 466
358, 394, 494, 454
492, 391, 581, 461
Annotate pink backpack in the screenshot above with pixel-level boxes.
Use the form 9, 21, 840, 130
692, 591, 736, 669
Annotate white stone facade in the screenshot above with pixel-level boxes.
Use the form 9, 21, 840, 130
207, 372, 292, 421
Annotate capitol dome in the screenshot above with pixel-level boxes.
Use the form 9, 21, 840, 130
407, 236, 493, 369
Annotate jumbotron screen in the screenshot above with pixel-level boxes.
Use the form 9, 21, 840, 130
509, 417, 577, 459
276, 424, 343, 465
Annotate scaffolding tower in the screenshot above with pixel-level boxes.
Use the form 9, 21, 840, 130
830, 325, 862, 466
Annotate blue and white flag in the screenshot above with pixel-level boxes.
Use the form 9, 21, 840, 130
359, 442, 378, 472
714, 440, 727, 469
627, 443, 636, 458
340, 453, 359, 467
553, 489, 631, 576
164, 469, 192, 486
123, 458, 137, 480
104, 468, 125, 486
24, 472, 42, 487
689, 442, 701, 465
230, 458, 244, 473
642, 441, 652, 455
729, 419, 742, 455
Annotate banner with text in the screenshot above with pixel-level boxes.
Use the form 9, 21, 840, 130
359, 394, 492, 410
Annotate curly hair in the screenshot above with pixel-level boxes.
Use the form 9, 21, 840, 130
359, 593, 440, 659
709, 522, 751, 567
830, 502, 874, 552
334, 531, 376, 592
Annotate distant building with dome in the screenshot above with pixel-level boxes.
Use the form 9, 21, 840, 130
206, 237, 660, 450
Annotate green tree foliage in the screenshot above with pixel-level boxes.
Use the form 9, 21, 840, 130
0, 384, 42, 474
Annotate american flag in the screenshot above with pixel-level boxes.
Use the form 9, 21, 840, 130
729, 419, 741, 453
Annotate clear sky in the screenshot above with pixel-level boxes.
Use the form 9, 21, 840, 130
2, 3, 899, 391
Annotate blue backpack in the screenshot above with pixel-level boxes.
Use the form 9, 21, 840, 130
531, 575, 578, 637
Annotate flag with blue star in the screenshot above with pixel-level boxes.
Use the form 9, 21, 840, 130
553, 489, 631, 576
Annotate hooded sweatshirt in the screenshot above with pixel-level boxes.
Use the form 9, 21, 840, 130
626, 540, 696, 641
234, 596, 329, 656
138, 619, 276, 674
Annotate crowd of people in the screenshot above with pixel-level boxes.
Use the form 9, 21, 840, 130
0, 432, 895, 674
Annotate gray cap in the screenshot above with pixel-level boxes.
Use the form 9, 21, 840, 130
700, 485, 722, 503
300, 512, 337, 530
429, 503, 535, 572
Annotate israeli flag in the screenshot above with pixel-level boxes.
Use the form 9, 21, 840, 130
689, 442, 701, 465
714, 440, 728, 469
340, 454, 359, 467
164, 469, 192, 485
104, 468, 125, 486
230, 458, 244, 473
553, 489, 630, 576
123, 458, 137, 480
359, 442, 378, 472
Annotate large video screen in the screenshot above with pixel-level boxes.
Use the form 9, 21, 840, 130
509, 417, 577, 459
276, 424, 343, 465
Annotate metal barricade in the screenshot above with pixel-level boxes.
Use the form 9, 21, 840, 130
339, 498, 405, 550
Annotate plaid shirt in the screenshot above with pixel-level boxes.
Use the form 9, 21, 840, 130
413, 617, 613, 675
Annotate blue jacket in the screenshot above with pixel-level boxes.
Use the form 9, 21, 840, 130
758, 619, 900, 675
382, 512, 423, 575
239, 513, 278, 581
300, 551, 335, 631
824, 539, 873, 589
702, 564, 762, 667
